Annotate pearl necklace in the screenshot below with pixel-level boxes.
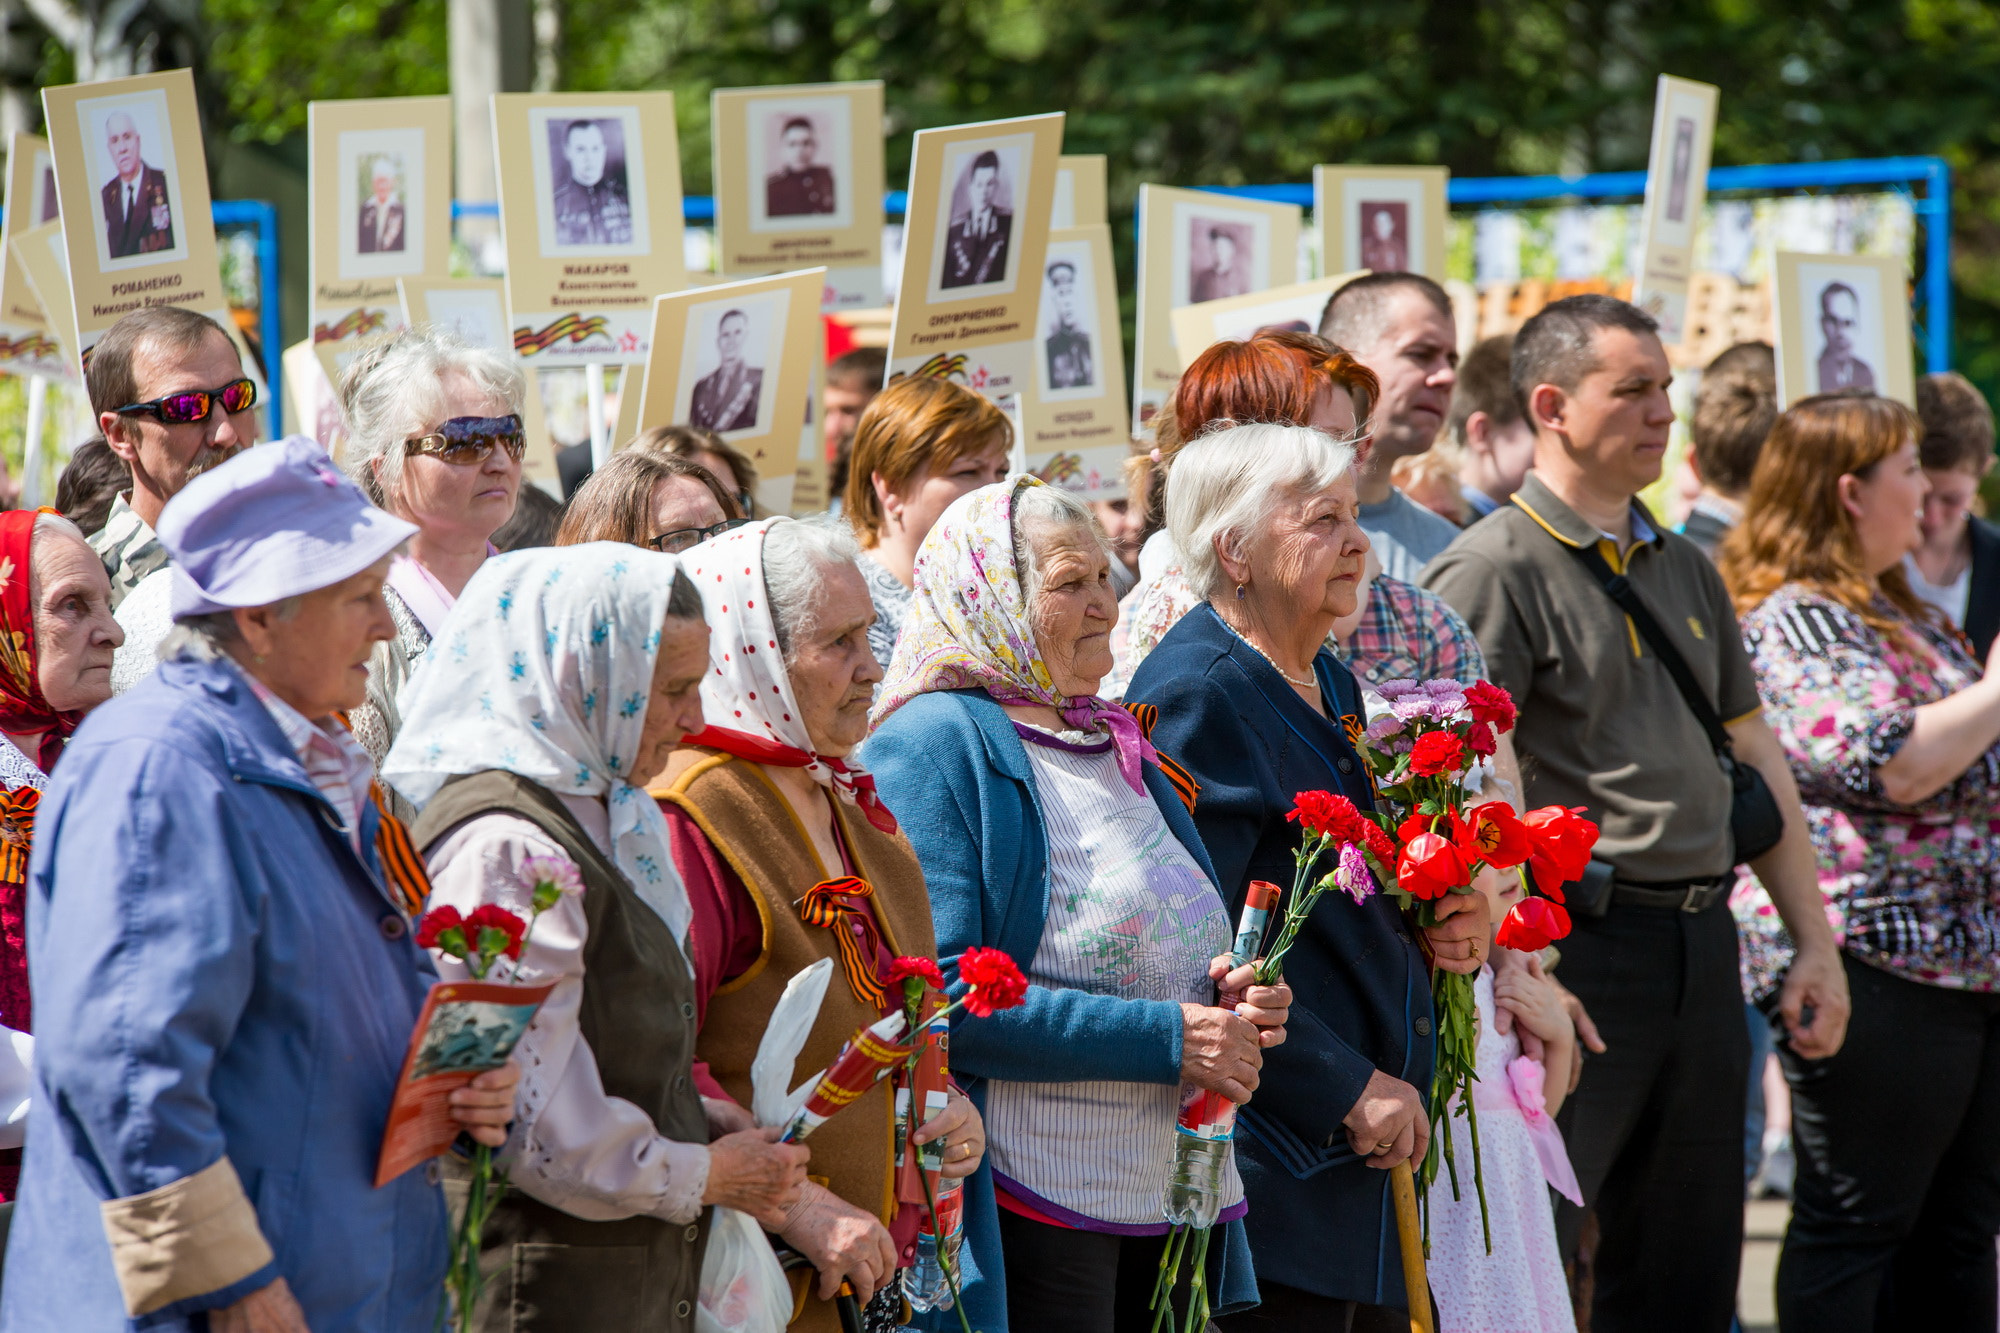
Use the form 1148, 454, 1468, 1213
1226, 621, 1318, 690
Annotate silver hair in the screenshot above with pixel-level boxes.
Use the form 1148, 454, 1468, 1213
26, 513, 93, 606
1165, 422, 1358, 602
1009, 483, 1104, 606
159, 598, 306, 664
337, 324, 526, 515
763, 515, 862, 662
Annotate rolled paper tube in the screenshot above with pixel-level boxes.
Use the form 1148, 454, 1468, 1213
1228, 880, 1284, 967
781, 1010, 911, 1143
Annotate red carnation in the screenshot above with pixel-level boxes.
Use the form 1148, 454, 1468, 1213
465, 902, 528, 960
887, 956, 946, 991
1408, 731, 1468, 778
1465, 681, 1518, 733
1522, 805, 1599, 898
1466, 720, 1498, 758
958, 947, 1028, 1017
1496, 896, 1572, 952
1397, 831, 1470, 900
1287, 790, 1370, 844
1362, 821, 1397, 869
1466, 801, 1532, 870
415, 904, 465, 952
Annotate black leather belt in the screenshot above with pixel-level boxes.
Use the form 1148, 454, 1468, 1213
1612, 875, 1731, 913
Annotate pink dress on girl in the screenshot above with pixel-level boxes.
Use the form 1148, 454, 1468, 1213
1429, 966, 1581, 1333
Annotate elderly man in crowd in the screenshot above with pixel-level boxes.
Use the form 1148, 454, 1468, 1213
88, 305, 259, 608
1423, 295, 1850, 1333
1318, 272, 1463, 580
3, 439, 516, 1332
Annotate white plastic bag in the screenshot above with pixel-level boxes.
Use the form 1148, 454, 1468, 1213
696, 960, 834, 1333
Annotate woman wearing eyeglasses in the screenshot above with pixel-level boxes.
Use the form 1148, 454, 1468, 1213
554, 450, 746, 553
634, 424, 761, 519
337, 326, 527, 783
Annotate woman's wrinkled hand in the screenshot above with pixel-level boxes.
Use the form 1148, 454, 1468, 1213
703, 1127, 810, 1228
1210, 956, 1290, 1049
910, 1091, 986, 1179
779, 1182, 899, 1302
446, 1062, 519, 1148
703, 1096, 757, 1138
1180, 1001, 1263, 1103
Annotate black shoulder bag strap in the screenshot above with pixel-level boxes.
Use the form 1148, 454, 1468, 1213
1565, 539, 1784, 864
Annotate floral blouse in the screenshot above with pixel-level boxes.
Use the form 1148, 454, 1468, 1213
1732, 583, 2000, 999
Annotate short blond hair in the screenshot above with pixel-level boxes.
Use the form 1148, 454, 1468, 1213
843, 376, 1011, 545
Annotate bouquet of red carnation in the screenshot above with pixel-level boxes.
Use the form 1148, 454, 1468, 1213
1329, 678, 1596, 1251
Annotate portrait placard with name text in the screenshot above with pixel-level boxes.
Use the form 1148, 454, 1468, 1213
1772, 250, 1913, 408
494, 91, 685, 367
712, 81, 883, 312
1021, 224, 1128, 498
1313, 165, 1448, 283
309, 96, 453, 347
1632, 75, 1720, 346
0, 134, 73, 379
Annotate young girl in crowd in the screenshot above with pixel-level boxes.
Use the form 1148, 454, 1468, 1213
1429, 867, 1582, 1332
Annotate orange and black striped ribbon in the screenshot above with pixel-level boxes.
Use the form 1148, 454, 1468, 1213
798, 876, 892, 1010
0, 786, 38, 885
1120, 701, 1200, 814
368, 781, 433, 917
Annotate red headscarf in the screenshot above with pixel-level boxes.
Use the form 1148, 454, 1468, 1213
0, 510, 81, 773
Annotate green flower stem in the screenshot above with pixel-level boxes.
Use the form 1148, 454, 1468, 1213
915, 1153, 976, 1333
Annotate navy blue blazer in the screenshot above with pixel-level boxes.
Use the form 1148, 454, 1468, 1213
1124, 602, 1434, 1310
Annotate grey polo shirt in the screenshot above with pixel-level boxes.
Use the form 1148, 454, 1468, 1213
1422, 472, 1763, 883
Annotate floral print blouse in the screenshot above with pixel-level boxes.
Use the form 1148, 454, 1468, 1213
1731, 583, 2000, 999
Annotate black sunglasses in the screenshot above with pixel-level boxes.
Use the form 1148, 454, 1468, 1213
405, 415, 527, 466
648, 518, 748, 554
113, 376, 258, 425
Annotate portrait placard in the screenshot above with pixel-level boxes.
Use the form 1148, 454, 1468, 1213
1170, 270, 1369, 371
494, 91, 685, 367
1134, 185, 1301, 430
637, 267, 825, 513
13, 220, 82, 382
309, 97, 452, 346
887, 112, 1065, 408
391, 275, 558, 488
1051, 154, 1107, 228
790, 356, 827, 516
1772, 251, 1913, 408
1632, 75, 1719, 345
0, 135, 73, 379
283, 336, 348, 456
41, 69, 228, 363
712, 81, 884, 312
1020, 224, 1127, 498
1313, 165, 1448, 283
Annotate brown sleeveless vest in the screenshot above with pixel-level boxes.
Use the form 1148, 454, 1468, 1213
412, 770, 709, 1333
654, 747, 938, 1325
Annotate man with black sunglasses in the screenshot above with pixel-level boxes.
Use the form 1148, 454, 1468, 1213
87, 306, 259, 608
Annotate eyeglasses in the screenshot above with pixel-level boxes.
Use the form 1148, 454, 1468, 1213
112, 377, 258, 425
404, 415, 527, 466
648, 518, 747, 554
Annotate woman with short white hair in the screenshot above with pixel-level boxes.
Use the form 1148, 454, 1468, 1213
868, 477, 1291, 1331
339, 324, 527, 772
1122, 423, 1487, 1331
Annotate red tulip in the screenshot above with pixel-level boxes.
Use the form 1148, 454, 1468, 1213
1466, 801, 1532, 870
1496, 896, 1573, 952
1522, 805, 1598, 898
1397, 831, 1470, 900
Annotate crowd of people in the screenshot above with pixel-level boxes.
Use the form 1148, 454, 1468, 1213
0, 270, 1989, 1333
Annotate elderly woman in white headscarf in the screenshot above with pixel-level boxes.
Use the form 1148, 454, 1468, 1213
383, 543, 809, 1333
648, 516, 986, 1333
343, 325, 527, 774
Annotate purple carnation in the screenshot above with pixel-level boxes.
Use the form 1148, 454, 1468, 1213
1335, 842, 1377, 904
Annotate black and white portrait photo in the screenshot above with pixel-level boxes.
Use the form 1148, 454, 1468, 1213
688, 308, 765, 431
336, 127, 427, 280
940, 147, 1016, 290
765, 114, 836, 218
1359, 201, 1409, 273
676, 292, 789, 437
1666, 118, 1695, 224
1815, 280, 1878, 394
549, 117, 631, 246
79, 90, 186, 269
1189, 220, 1253, 303
1038, 239, 1101, 401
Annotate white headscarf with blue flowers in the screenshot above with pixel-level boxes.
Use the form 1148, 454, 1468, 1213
383, 542, 693, 947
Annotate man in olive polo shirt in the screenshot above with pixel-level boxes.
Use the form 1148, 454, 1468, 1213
1424, 295, 1849, 1333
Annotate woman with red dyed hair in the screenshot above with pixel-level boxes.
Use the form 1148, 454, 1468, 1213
1107, 329, 1490, 701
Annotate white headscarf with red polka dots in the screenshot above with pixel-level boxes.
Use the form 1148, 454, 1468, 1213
681, 519, 898, 832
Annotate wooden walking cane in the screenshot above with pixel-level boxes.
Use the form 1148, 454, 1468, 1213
1390, 1159, 1435, 1333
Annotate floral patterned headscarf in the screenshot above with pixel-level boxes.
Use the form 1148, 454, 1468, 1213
382, 542, 694, 947
872, 477, 1156, 793
0, 510, 79, 773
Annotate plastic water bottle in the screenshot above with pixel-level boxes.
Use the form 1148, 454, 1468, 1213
1163, 1083, 1235, 1227
904, 1172, 964, 1311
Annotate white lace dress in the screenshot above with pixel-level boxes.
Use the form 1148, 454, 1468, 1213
1428, 968, 1578, 1333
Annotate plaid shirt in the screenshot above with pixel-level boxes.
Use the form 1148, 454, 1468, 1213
1342, 573, 1487, 689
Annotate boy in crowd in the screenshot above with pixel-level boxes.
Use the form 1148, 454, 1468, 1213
1679, 342, 1777, 558
1908, 370, 2000, 655
1450, 334, 1536, 522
